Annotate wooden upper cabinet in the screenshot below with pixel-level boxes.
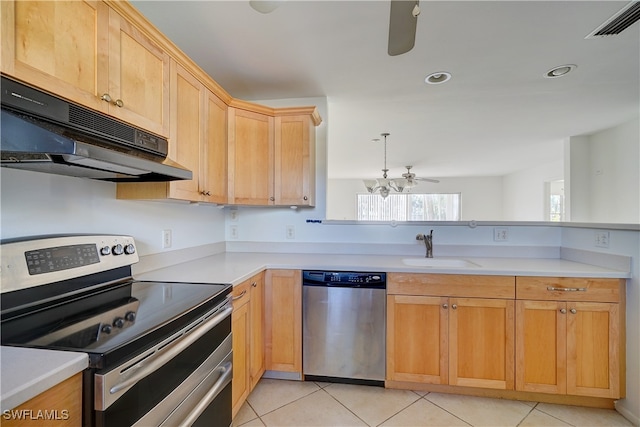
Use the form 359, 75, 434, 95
1, 1, 170, 137
1, 0, 109, 112
106, 7, 170, 137
167, 61, 204, 201
202, 89, 228, 204
274, 114, 316, 206
228, 107, 275, 205
116, 63, 228, 204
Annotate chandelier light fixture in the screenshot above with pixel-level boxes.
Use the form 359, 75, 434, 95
363, 133, 408, 199
363, 133, 440, 198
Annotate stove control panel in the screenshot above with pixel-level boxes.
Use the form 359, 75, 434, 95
1, 235, 139, 293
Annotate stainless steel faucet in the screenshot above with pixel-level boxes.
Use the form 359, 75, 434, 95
416, 230, 434, 258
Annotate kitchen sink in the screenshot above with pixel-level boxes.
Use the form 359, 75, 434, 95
401, 258, 480, 268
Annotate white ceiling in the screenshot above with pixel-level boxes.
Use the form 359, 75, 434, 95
132, 1, 639, 181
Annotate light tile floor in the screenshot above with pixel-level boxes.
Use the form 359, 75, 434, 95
233, 379, 634, 427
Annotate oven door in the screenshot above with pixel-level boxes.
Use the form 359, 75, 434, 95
94, 299, 232, 427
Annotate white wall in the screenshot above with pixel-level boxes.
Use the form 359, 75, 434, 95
566, 117, 640, 224
502, 160, 563, 221
0, 168, 226, 255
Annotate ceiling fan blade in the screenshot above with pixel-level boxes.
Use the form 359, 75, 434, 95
388, 1, 418, 56
416, 177, 440, 183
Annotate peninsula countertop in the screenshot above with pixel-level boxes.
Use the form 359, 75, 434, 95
134, 252, 630, 285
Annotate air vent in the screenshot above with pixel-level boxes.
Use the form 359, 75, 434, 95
68, 104, 135, 143
585, 1, 640, 38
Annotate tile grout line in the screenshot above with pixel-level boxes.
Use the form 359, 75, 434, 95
420, 393, 473, 427
371, 390, 424, 426
243, 382, 324, 426
319, 386, 373, 426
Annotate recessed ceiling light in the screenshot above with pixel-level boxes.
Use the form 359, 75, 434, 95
544, 64, 577, 78
425, 71, 452, 85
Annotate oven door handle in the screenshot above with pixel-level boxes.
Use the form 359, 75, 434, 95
176, 361, 233, 427
109, 304, 232, 395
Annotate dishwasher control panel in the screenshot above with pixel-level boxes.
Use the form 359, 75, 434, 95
302, 271, 386, 288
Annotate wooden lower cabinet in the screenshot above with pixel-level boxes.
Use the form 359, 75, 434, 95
2, 373, 82, 427
231, 282, 250, 417
387, 274, 515, 391
387, 295, 448, 384
249, 272, 266, 390
231, 272, 265, 418
449, 297, 515, 390
515, 276, 625, 399
264, 269, 302, 374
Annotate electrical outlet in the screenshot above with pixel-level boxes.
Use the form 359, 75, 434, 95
286, 225, 295, 240
494, 227, 509, 241
230, 225, 238, 240
162, 229, 172, 248
595, 231, 610, 248
229, 209, 239, 222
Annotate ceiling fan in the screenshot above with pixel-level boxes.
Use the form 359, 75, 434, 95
401, 166, 440, 187
388, 1, 420, 56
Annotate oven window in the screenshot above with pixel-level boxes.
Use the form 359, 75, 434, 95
95, 315, 230, 427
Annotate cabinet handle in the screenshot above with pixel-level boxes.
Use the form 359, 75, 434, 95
303, 196, 308, 201
269, 197, 275, 201
570, 308, 577, 314
100, 93, 124, 108
251, 282, 257, 288
547, 286, 587, 292
560, 308, 567, 314
231, 290, 247, 300
442, 303, 448, 309
451, 304, 458, 310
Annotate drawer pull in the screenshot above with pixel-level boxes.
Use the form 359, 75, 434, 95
570, 308, 577, 314
232, 290, 247, 300
560, 308, 567, 314
547, 286, 587, 292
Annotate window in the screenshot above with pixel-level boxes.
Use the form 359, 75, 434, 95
357, 193, 461, 221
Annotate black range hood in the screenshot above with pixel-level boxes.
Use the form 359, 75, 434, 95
1, 76, 192, 182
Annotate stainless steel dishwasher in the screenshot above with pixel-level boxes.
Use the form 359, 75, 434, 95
302, 271, 386, 386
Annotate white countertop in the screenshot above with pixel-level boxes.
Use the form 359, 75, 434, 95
1, 250, 627, 411
135, 252, 630, 285
0, 346, 87, 411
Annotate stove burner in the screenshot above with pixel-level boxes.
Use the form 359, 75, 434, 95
28, 298, 139, 348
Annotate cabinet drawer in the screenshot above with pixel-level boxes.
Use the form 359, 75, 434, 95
516, 277, 624, 303
388, 273, 515, 299
232, 280, 251, 309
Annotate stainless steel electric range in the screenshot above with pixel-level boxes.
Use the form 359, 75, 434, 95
0, 234, 232, 426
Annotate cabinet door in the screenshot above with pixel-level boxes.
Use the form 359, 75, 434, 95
231, 299, 250, 418
274, 115, 315, 206
168, 61, 203, 201
249, 272, 266, 390
567, 302, 621, 398
107, 7, 170, 137
449, 298, 515, 390
387, 295, 448, 384
1, 0, 109, 113
228, 108, 274, 205
202, 89, 228, 204
264, 270, 302, 374
515, 300, 567, 394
